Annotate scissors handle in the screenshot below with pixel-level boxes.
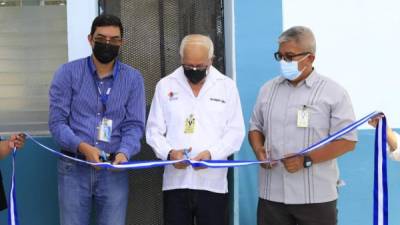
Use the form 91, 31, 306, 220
183, 148, 190, 160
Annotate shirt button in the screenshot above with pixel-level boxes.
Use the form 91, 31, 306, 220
95, 142, 99, 145
97, 113, 101, 116
100, 82, 103, 85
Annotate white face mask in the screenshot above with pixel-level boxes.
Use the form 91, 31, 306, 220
280, 55, 308, 81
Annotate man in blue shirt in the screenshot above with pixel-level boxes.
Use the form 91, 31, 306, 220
49, 14, 145, 225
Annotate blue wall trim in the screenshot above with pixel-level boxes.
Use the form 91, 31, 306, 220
234, 1, 283, 224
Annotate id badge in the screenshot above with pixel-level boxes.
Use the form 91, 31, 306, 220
184, 114, 196, 134
97, 118, 113, 142
297, 108, 309, 128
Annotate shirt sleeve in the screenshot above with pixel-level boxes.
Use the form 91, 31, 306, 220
117, 71, 146, 159
208, 82, 245, 160
146, 82, 173, 160
329, 90, 358, 142
249, 86, 265, 132
388, 131, 400, 161
48, 65, 82, 153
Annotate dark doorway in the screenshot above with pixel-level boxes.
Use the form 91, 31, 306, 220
99, 1, 226, 224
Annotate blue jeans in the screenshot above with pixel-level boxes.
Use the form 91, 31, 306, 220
58, 158, 129, 225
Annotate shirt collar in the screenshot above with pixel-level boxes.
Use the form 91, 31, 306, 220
304, 69, 318, 88
88, 56, 119, 79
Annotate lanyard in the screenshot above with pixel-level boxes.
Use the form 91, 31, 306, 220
86, 56, 120, 109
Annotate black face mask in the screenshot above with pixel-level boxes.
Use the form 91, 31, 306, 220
183, 68, 207, 84
93, 41, 120, 64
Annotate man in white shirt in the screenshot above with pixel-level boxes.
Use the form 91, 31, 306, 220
146, 34, 245, 225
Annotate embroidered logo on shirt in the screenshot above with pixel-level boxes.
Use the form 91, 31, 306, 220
168, 91, 178, 101
209, 98, 226, 104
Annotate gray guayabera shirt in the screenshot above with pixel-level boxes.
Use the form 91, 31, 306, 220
250, 70, 358, 204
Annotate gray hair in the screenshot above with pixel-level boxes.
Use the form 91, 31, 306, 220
179, 34, 214, 59
279, 26, 316, 54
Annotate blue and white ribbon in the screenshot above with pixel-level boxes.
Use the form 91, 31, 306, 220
374, 116, 388, 225
8, 111, 388, 225
8, 148, 19, 225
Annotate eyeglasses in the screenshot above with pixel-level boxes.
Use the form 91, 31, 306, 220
93, 36, 122, 46
182, 64, 208, 71
274, 52, 310, 62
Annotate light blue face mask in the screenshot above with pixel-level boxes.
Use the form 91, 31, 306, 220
280, 55, 308, 81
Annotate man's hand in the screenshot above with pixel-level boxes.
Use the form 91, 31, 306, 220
281, 154, 304, 173
113, 152, 128, 165
368, 114, 384, 128
8, 133, 26, 149
0, 133, 25, 159
169, 148, 191, 169
78, 142, 101, 163
254, 146, 276, 169
191, 150, 211, 170
368, 114, 399, 151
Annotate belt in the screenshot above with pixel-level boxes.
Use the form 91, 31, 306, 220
60, 150, 116, 162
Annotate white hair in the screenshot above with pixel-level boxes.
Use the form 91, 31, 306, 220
179, 34, 214, 59
278, 26, 316, 54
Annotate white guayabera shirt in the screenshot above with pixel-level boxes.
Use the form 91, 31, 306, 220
146, 66, 245, 194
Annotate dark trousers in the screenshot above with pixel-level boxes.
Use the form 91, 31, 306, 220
257, 198, 337, 225
0, 170, 6, 211
163, 189, 228, 225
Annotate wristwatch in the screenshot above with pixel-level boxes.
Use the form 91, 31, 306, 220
303, 155, 313, 168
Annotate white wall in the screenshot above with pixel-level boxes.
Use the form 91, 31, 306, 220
67, 0, 98, 61
283, 0, 400, 128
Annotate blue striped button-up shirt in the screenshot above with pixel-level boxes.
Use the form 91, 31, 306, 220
49, 56, 146, 159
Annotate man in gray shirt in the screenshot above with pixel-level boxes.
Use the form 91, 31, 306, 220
249, 26, 357, 225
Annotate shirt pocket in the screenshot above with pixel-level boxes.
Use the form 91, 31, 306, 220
207, 97, 227, 112
307, 104, 330, 136
307, 104, 331, 129
203, 97, 227, 124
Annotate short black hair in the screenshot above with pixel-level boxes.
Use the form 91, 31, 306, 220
90, 14, 124, 37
